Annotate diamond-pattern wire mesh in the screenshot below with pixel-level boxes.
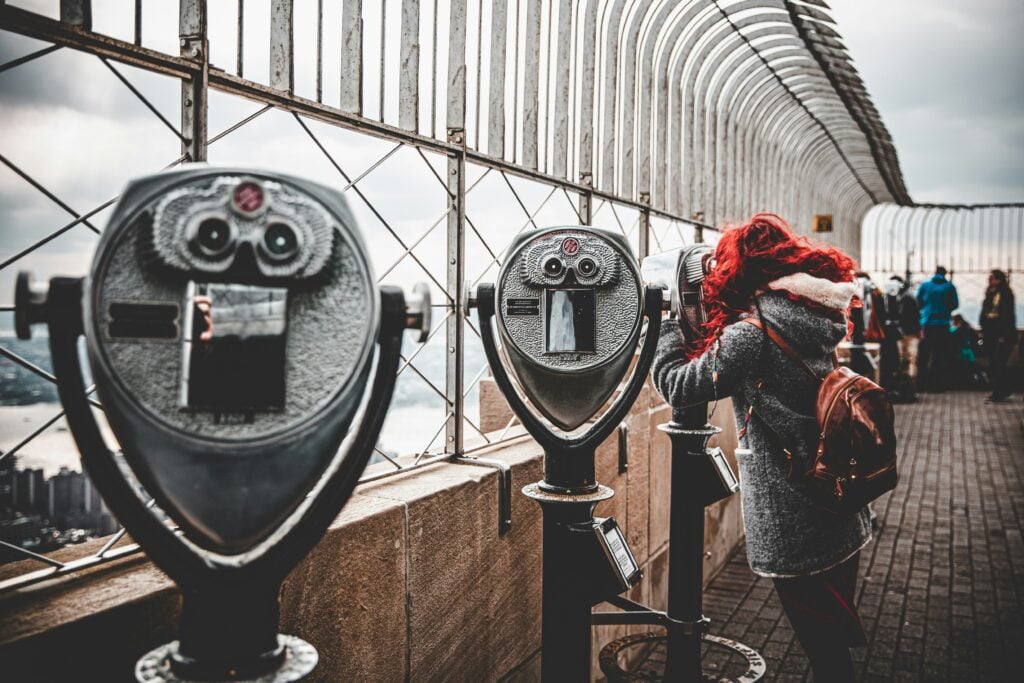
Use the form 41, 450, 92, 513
0, 48, 296, 585
0, 13, 716, 592
0, 46, 611, 586
650, 216, 696, 254
1, 51, 175, 582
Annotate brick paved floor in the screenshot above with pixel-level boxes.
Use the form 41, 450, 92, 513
699, 392, 1024, 682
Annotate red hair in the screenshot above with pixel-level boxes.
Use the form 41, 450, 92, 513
691, 213, 857, 358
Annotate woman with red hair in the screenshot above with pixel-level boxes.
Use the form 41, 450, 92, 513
652, 214, 871, 682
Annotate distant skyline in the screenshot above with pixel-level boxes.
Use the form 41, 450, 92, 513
830, 0, 1024, 205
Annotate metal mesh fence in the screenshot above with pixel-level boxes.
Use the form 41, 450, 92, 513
0, 0, 897, 592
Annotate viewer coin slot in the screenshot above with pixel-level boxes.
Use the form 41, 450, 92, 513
107, 302, 180, 340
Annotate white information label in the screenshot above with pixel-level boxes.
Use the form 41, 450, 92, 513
604, 525, 637, 578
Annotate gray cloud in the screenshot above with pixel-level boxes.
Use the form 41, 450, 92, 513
829, 0, 1024, 203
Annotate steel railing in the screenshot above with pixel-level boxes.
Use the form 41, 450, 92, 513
0, 0, 898, 593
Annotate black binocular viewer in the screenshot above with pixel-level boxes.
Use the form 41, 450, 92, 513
16, 166, 430, 682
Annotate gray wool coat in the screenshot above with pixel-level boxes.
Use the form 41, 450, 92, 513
652, 291, 872, 577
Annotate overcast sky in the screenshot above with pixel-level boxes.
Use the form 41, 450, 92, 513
829, 0, 1024, 204
0, 0, 1021, 301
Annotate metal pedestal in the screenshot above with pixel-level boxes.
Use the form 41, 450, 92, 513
136, 636, 318, 683
595, 406, 764, 683
523, 481, 615, 683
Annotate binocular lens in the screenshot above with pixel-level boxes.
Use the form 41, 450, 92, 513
263, 222, 300, 261
576, 257, 598, 277
193, 217, 234, 257
543, 256, 565, 277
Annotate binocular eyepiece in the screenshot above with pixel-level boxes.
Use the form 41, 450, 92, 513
641, 242, 715, 353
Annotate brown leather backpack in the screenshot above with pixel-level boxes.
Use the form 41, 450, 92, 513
743, 318, 898, 514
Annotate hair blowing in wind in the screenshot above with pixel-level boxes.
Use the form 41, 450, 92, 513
692, 213, 858, 358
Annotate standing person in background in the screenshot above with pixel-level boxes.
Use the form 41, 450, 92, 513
979, 269, 1017, 403
883, 275, 919, 402
849, 273, 881, 378
878, 278, 905, 393
916, 266, 958, 392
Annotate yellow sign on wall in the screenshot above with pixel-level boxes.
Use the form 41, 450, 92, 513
813, 214, 833, 233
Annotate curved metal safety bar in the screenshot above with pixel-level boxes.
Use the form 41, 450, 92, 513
861, 203, 1024, 276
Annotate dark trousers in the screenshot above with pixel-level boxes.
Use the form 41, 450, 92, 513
917, 325, 951, 391
879, 336, 900, 391
773, 552, 865, 683
987, 334, 1015, 399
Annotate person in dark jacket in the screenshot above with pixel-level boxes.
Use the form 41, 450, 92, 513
878, 279, 903, 392
652, 214, 870, 683
915, 267, 959, 392
979, 269, 1018, 402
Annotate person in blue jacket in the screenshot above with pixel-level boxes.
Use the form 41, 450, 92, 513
915, 266, 959, 392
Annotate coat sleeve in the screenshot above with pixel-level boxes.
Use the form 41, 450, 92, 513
652, 318, 764, 409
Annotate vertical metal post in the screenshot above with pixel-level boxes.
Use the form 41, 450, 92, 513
661, 407, 719, 682
133, 0, 142, 45
599, 5, 624, 194
179, 0, 207, 163
487, 0, 508, 158
446, 0, 467, 456
399, 0, 420, 132
523, 0, 542, 171
551, 0, 572, 179
579, 173, 593, 226
315, 0, 324, 101
269, 0, 294, 93
446, 133, 466, 456
340, 0, 363, 115
638, 192, 650, 258
236, 0, 244, 77
577, 2, 598, 190
537, 495, 603, 683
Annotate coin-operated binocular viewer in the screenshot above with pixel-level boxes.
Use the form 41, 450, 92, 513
466, 227, 663, 682
595, 244, 763, 682
16, 167, 430, 682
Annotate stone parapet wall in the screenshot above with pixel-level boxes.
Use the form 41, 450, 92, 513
0, 377, 745, 681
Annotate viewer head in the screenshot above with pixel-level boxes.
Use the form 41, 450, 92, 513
935, 266, 948, 277
989, 269, 1007, 289
696, 213, 856, 356
952, 313, 965, 327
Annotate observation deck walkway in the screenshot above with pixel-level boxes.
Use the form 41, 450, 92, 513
633, 391, 1024, 682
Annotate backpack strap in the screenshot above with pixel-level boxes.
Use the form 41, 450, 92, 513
741, 318, 824, 380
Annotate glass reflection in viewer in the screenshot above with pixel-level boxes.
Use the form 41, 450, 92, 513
180, 282, 289, 413
545, 288, 596, 353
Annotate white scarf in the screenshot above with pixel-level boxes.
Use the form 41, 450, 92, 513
764, 273, 857, 311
